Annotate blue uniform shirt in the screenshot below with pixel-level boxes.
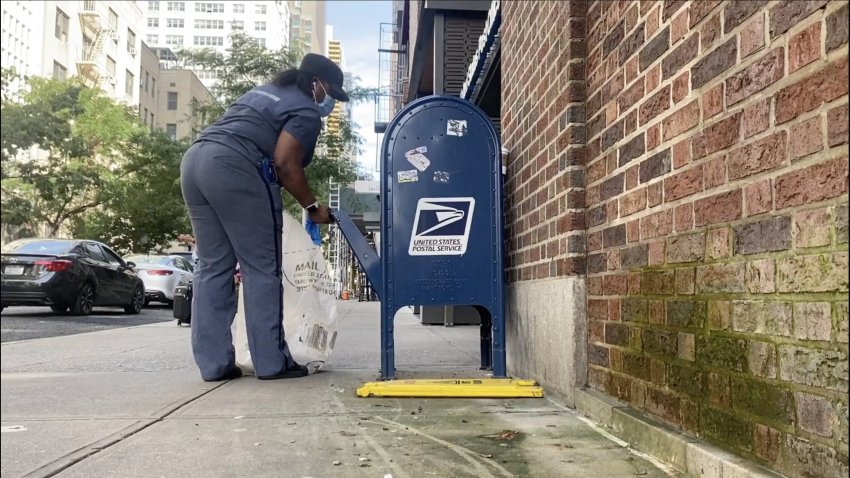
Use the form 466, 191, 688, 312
195, 83, 322, 166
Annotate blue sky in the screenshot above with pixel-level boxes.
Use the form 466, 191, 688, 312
326, 1, 392, 177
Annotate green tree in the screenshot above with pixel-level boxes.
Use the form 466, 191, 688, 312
69, 131, 191, 254
177, 33, 375, 215
1, 72, 143, 236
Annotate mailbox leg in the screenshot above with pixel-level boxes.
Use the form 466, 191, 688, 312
477, 306, 492, 370
492, 313, 507, 378
381, 304, 396, 380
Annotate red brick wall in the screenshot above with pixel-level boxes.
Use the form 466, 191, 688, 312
582, 1, 849, 477
502, 0, 588, 282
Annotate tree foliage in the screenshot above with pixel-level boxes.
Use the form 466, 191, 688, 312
1, 73, 143, 237
69, 131, 190, 254
1, 71, 190, 253
177, 33, 375, 215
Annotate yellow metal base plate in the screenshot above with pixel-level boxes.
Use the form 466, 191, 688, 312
356, 378, 544, 398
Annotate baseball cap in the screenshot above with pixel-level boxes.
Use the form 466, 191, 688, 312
299, 53, 350, 102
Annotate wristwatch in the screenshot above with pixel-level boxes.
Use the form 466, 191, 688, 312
305, 202, 319, 213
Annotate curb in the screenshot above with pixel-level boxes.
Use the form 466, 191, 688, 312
574, 389, 784, 478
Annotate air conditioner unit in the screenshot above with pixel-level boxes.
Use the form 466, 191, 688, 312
129, 46, 137, 56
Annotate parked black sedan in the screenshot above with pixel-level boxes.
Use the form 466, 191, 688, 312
1, 239, 145, 316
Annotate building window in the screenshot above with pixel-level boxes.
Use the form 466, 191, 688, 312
148, 1, 160, 12
193, 36, 224, 46
167, 2, 185, 12
167, 18, 184, 28
148, 18, 159, 28
196, 3, 225, 13
147, 34, 159, 45
54, 8, 69, 42
107, 56, 116, 80
165, 35, 183, 47
150, 113, 155, 131
255, 37, 266, 48
108, 8, 118, 30
166, 123, 177, 139
143, 107, 148, 124
152, 78, 156, 97
125, 70, 135, 96
254, 21, 266, 31
233, 4, 244, 14
231, 20, 244, 30
52, 61, 67, 81
195, 19, 224, 29
167, 92, 178, 110
255, 4, 267, 15
127, 29, 136, 53
144, 71, 150, 92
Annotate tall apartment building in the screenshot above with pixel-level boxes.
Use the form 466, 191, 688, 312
1, 1, 44, 80
2, 0, 144, 105
142, 1, 290, 88
325, 25, 344, 137
288, 0, 325, 54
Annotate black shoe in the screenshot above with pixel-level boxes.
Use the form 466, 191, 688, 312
257, 363, 309, 380
203, 367, 243, 382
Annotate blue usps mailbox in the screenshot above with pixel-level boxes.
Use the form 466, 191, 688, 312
335, 96, 505, 380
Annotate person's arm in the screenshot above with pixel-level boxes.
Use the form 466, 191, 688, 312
273, 129, 332, 224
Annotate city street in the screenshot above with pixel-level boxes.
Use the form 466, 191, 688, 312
1, 306, 175, 343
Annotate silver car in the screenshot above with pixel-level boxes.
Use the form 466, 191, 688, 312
124, 254, 194, 306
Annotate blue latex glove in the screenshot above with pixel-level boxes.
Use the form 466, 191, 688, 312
305, 219, 322, 245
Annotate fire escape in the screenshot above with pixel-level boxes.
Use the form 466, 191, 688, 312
76, 1, 116, 87
374, 21, 407, 135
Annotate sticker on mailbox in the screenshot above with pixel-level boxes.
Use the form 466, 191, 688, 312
409, 197, 475, 256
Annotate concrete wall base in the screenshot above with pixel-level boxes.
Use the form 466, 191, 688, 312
574, 389, 784, 478
506, 277, 586, 406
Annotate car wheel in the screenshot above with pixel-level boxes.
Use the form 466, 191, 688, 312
50, 304, 68, 314
124, 285, 144, 314
70, 282, 95, 316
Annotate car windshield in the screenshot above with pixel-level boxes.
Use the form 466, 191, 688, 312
125, 255, 171, 266
1, 240, 72, 255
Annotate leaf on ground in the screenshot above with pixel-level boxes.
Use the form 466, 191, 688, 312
339, 431, 357, 437
494, 430, 519, 441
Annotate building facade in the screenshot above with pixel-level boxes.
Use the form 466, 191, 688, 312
401, 1, 850, 477
2, 0, 144, 105
288, 0, 326, 55
1, 1, 44, 80
142, 0, 290, 88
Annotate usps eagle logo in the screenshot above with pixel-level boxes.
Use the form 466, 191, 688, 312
408, 198, 475, 256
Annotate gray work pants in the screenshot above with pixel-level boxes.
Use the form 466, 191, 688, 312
180, 141, 294, 380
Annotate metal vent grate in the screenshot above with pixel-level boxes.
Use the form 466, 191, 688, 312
443, 17, 485, 96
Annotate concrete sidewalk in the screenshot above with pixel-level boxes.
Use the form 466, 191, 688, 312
1, 301, 674, 478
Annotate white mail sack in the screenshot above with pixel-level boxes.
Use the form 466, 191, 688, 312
233, 211, 338, 374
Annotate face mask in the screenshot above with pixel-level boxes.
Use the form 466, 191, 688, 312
313, 81, 336, 117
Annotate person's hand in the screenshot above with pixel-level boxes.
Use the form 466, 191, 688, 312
308, 204, 334, 224
178, 234, 195, 244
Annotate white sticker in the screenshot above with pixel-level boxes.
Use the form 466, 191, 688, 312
405, 152, 431, 172
433, 171, 450, 183
398, 170, 419, 183
406, 146, 427, 156
408, 197, 475, 256
447, 119, 468, 137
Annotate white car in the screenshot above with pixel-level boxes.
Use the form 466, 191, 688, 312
124, 254, 194, 306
